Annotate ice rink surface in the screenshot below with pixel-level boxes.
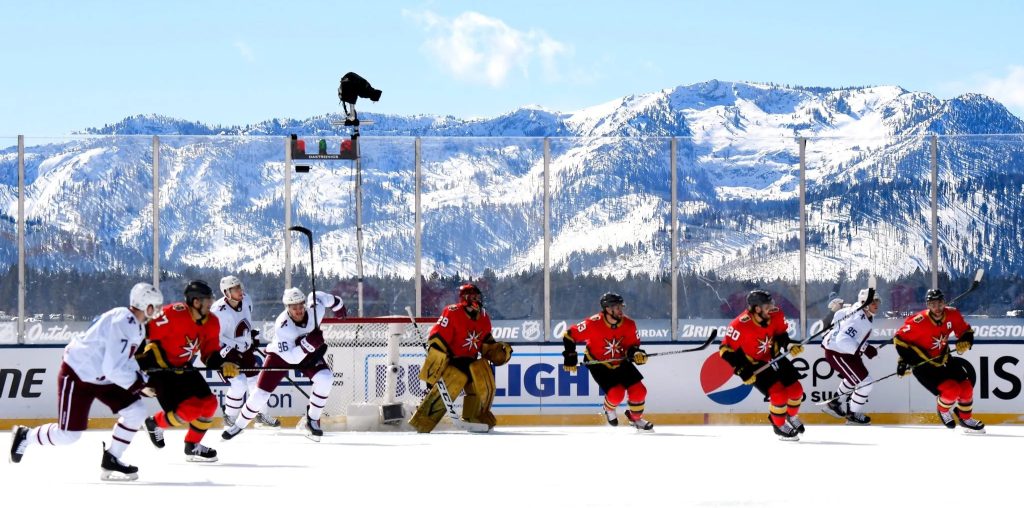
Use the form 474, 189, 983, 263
6, 423, 1023, 507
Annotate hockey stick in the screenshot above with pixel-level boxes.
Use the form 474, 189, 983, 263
145, 366, 300, 373
404, 306, 489, 433
752, 277, 877, 377
289, 226, 319, 330
814, 348, 954, 406
582, 329, 718, 366
948, 268, 985, 306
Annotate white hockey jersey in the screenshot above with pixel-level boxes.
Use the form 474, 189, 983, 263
265, 291, 343, 365
822, 305, 874, 355
211, 294, 255, 352
63, 307, 146, 390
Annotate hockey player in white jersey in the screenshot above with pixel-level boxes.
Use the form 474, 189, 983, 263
211, 276, 280, 428
9, 283, 164, 481
221, 288, 343, 442
820, 288, 881, 424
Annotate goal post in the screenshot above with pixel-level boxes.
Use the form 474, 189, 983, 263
319, 316, 434, 431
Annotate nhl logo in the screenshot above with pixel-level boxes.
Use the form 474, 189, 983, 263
521, 321, 541, 342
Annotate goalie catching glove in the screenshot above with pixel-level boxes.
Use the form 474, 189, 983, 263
481, 340, 513, 366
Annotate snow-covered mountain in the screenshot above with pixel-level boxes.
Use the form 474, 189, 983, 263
3, 80, 1023, 286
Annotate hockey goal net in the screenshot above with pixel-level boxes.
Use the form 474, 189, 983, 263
318, 316, 434, 430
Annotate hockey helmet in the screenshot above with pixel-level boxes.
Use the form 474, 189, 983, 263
857, 288, 880, 305
129, 282, 163, 318
459, 283, 482, 304
184, 280, 214, 305
219, 275, 243, 298
747, 290, 773, 308
600, 292, 625, 309
282, 287, 306, 305
926, 288, 945, 302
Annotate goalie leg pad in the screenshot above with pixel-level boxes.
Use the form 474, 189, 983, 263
463, 359, 497, 427
418, 345, 450, 385
409, 367, 468, 433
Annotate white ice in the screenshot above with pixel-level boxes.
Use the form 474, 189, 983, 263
5, 423, 1022, 507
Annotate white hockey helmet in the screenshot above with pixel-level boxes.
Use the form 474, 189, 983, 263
220, 275, 244, 297
858, 288, 880, 304
130, 282, 164, 319
282, 287, 305, 305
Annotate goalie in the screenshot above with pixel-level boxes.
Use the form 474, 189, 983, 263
409, 283, 513, 433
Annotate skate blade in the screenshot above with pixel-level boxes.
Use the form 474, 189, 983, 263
961, 428, 987, 435
185, 455, 219, 463
100, 469, 138, 481
778, 435, 800, 442
304, 433, 322, 442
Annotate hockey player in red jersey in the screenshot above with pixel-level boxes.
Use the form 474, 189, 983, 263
137, 280, 238, 461
562, 292, 653, 431
893, 288, 984, 433
9, 283, 163, 481
409, 283, 513, 433
719, 290, 805, 440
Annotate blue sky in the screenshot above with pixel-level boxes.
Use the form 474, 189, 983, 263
3, 0, 1023, 136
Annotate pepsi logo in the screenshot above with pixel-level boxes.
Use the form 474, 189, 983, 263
700, 353, 752, 405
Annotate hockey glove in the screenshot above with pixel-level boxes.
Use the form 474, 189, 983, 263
735, 363, 757, 385
128, 372, 148, 396
828, 298, 845, 312
896, 359, 911, 377
628, 346, 648, 365
955, 330, 974, 354
562, 350, 579, 373
788, 344, 804, 357
298, 328, 325, 354
221, 362, 240, 378
862, 344, 878, 359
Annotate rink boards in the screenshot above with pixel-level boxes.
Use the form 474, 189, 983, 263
3, 322, 1024, 426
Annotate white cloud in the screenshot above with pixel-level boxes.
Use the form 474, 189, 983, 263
939, 65, 1024, 118
404, 10, 571, 87
234, 41, 255, 63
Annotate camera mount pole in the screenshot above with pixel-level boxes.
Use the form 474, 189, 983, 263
331, 112, 373, 317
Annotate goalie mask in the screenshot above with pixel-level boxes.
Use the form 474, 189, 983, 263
459, 283, 483, 309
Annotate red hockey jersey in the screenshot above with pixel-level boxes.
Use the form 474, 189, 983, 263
721, 309, 790, 363
428, 303, 494, 359
145, 302, 221, 368
564, 313, 641, 363
894, 307, 972, 363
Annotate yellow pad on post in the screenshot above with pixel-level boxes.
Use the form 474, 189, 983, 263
462, 359, 497, 428
409, 366, 468, 433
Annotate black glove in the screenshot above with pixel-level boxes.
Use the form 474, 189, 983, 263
128, 372, 147, 396
863, 344, 878, 359
955, 330, 974, 355
896, 358, 911, 377
735, 363, 757, 384
562, 350, 579, 373
627, 346, 648, 365
299, 344, 328, 369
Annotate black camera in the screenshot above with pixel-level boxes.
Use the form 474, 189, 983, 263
338, 72, 382, 105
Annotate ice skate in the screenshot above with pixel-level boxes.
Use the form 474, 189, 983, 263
255, 412, 281, 428
298, 414, 323, 442
936, 408, 957, 429
821, 399, 848, 419
787, 414, 806, 434
624, 410, 654, 432
770, 416, 799, 441
603, 409, 619, 427
184, 442, 218, 462
954, 408, 986, 434
221, 425, 243, 441
100, 443, 139, 481
144, 417, 165, 448
10, 425, 29, 463
845, 412, 871, 425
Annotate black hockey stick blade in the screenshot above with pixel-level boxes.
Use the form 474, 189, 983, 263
289, 225, 312, 238
648, 329, 718, 357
